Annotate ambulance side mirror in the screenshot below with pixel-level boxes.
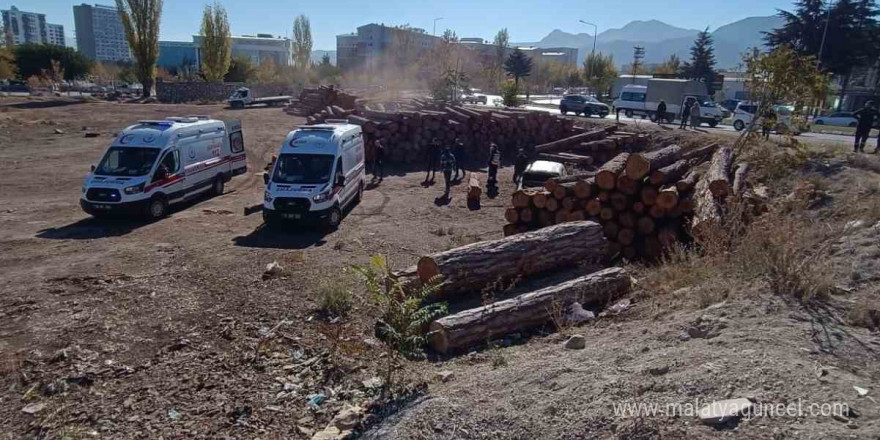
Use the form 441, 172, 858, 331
262, 173, 269, 186
335, 174, 345, 187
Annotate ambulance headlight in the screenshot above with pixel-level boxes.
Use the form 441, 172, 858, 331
123, 182, 145, 195
313, 190, 332, 203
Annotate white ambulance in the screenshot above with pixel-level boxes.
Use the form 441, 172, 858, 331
262, 121, 366, 228
81, 116, 247, 219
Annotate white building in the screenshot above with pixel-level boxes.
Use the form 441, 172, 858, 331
191, 34, 292, 67
73, 3, 131, 62
336, 24, 440, 72
1, 6, 66, 46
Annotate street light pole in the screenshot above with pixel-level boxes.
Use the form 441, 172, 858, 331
433, 17, 444, 36
578, 20, 597, 59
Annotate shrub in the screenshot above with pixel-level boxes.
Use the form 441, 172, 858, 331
501, 81, 519, 107
317, 277, 353, 318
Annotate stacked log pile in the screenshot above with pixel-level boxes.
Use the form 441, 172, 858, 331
504, 142, 730, 260
348, 105, 583, 165
283, 85, 358, 118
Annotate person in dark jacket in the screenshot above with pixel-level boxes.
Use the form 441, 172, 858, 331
453, 137, 466, 181
513, 146, 529, 184
487, 142, 501, 184
425, 137, 441, 183
439, 147, 456, 196
656, 100, 667, 125
373, 139, 385, 181
853, 100, 878, 153
679, 98, 692, 130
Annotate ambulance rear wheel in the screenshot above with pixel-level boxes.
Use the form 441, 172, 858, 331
212, 176, 225, 196
147, 196, 167, 220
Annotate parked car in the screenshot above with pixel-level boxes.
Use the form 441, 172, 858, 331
559, 95, 610, 118
520, 160, 566, 189
731, 103, 804, 134
813, 112, 858, 127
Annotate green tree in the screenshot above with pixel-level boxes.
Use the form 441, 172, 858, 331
315, 53, 340, 83
503, 48, 532, 90
741, 46, 828, 137
116, 0, 163, 97
431, 68, 469, 101
292, 15, 312, 70
765, 0, 879, 110
0, 48, 16, 80
493, 28, 509, 85
353, 255, 446, 397
583, 52, 617, 100
14, 44, 92, 80
224, 56, 254, 82
680, 28, 717, 94
199, 2, 231, 82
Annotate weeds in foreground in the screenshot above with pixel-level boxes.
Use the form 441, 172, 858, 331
317, 276, 353, 318
353, 255, 447, 397
488, 342, 508, 368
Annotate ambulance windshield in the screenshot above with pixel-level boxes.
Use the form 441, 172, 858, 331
95, 147, 161, 176
273, 153, 334, 185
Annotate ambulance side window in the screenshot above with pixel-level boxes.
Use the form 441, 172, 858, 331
154, 150, 179, 181
334, 159, 344, 186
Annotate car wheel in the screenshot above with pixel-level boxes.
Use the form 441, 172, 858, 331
814, 120, 824, 125
624, 109, 633, 118
599, 112, 609, 118
708, 120, 718, 128
325, 206, 342, 229
848, 122, 857, 127
147, 196, 167, 220
560, 108, 568, 115
733, 120, 745, 131
212, 176, 225, 197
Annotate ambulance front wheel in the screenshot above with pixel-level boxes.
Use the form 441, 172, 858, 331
147, 196, 167, 220
325, 206, 342, 230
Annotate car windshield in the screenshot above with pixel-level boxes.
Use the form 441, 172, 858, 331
273, 153, 335, 185
94, 146, 161, 176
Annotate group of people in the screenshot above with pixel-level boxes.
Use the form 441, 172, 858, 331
652, 98, 703, 130
372, 137, 533, 199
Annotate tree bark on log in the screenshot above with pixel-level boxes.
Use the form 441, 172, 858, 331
534, 128, 613, 154
417, 221, 607, 298
649, 159, 690, 186
676, 169, 700, 192
691, 169, 722, 238
682, 143, 718, 163
706, 147, 733, 198
625, 145, 682, 180
428, 267, 631, 353
544, 173, 597, 192
596, 153, 630, 190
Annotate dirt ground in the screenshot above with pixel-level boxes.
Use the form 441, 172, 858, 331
1, 98, 879, 439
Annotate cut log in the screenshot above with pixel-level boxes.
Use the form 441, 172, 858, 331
538, 152, 594, 166
618, 211, 636, 229
599, 207, 615, 221
625, 145, 682, 180
544, 172, 597, 192
632, 201, 646, 215
533, 191, 550, 209
585, 199, 602, 216
676, 169, 700, 192
553, 182, 576, 200
682, 143, 718, 163
640, 186, 659, 206
637, 216, 655, 235
656, 185, 680, 210
504, 208, 520, 224
512, 189, 536, 208
649, 159, 690, 186
603, 221, 619, 240
503, 223, 519, 237
519, 208, 534, 224
610, 192, 629, 211
658, 228, 678, 247
616, 173, 639, 195
732, 162, 750, 196
428, 267, 631, 353
467, 173, 482, 201
596, 152, 630, 190
574, 179, 594, 199
691, 169, 722, 239
545, 197, 560, 212
706, 147, 734, 198
562, 197, 576, 211
554, 209, 572, 224
618, 228, 635, 246
534, 128, 614, 153
417, 222, 607, 298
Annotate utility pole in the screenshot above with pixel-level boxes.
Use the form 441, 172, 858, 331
433, 17, 444, 36
631, 46, 645, 83
817, 0, 833, 70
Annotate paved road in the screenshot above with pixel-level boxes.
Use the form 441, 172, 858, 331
479, 94, 858, 147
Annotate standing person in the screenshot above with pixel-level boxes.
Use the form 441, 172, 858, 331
656, 100, 667, 125
487, 142, 501, 184
679, 98, 692, 130
373, 139, 385, 181
425, 137, 441, 183
689, 100, 701, 129
853, 100, 878, 153
453, 137, 466, 181
513, 146, 529, 184
439, 146, 456, 197
761, 108, 777, 140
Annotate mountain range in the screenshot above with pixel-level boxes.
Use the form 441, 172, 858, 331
515, 16, 784, 69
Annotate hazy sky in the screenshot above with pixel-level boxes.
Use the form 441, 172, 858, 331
10, 0, 796, 50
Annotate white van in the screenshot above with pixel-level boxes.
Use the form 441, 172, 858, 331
732, 103, 803, 134
81, 116, 247, 219
262, 121, 366, 228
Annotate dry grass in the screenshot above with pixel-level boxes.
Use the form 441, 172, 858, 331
317, 276, 354, 318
